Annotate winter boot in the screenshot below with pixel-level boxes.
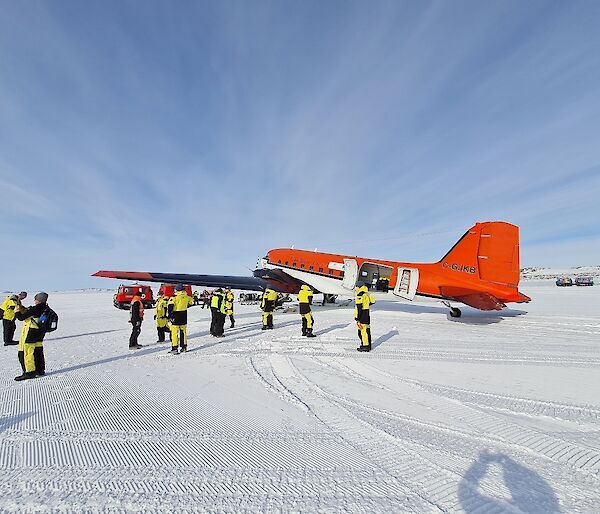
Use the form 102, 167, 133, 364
14, 372, 37, 381
357, 344, 371, 352
169, 347, 179, 354
306, 329, 316, 338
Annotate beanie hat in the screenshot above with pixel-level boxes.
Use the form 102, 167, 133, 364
175, 284, 185, 291
35, 292, 49, 303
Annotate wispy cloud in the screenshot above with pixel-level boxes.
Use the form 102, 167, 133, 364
1, 1, 599, 291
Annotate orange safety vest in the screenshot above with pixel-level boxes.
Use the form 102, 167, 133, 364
131, 295, 145, 319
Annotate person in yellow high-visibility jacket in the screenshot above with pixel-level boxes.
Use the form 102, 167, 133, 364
210, 289, 225, 336
298, 285, 316, 337
154, 291, 169, 342
14, 292, 49, 381
354, 282, 376, 352
261, 288, 277, 330
1, 291, 27, 346
224, 287, 235, 328
167, 285, 194, 354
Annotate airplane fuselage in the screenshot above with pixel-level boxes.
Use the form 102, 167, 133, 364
263, 248, 526, 306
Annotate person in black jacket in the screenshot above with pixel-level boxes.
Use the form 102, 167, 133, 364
14, 292, 49, 381
129, 291, 144, 349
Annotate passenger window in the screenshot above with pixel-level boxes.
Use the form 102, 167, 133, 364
300, 264, 305, 269
309, 265, 314, 270
328, 270, 334, 275
285, 261, 289, 266
319, 267, 323, 273
293, 262, 297, 267
278, 260, 281, 264
340, 272, 344, 278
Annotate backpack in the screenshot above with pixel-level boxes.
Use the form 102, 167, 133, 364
38, 305, 59, 333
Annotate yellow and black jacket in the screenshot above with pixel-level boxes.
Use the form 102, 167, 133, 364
261, 289, 277, 312
155, 296, 169, 326
16, 303, 47, 343
354, 286, 376, 324
0, 295, 20, 321
224, 291, 234, 315
298, 286, 313, 315
168, 291, 194, 326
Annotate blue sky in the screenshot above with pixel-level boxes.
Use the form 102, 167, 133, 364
1, 0, 599, 291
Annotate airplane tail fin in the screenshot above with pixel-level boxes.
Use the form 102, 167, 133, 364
439, 221, 521, 288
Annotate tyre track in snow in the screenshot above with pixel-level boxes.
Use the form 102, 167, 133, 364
319, 358, 600, 475
0, 468, 409, 514
284, 356, 600, 512
221, 335, 600, 368
263, 353, 538, 513
399, 378, 600, 426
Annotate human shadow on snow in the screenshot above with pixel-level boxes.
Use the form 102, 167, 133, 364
458, 450, 561, 513
48, 342, 167, 376
187, 319, 301, 353
372, 329, 399, 350
0, 412, 35, 434
45, 329, 123, 341
316, 323, 350, 336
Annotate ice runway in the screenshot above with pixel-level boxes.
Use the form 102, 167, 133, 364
0, 281, 599, 512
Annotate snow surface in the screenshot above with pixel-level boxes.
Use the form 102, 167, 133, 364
521, 266, 600, 280
1, 281, 599, 513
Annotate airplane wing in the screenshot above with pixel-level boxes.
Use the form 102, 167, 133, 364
439, 286, 506, 311
92, 268, 304, 294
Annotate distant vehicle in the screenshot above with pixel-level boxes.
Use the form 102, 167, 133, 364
575, 276, 594, 286
239, 292, 261, 305
555, 277, 573, 287
158, 283, 193, 298
113, 284, 154, 310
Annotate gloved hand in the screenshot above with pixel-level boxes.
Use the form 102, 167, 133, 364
356, 322, 363, 330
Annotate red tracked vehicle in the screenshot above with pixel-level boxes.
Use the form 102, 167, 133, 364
113, 284, 154, 310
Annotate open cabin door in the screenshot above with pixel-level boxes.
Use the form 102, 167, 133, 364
342, 259, 358, 290
393, 268, 419, 301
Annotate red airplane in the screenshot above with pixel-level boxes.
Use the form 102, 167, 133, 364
93, 221, 531, 317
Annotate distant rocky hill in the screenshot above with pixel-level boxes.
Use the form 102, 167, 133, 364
521, 266, 600, 280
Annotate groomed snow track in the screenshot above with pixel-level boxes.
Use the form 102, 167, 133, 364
0, 283, 599, 512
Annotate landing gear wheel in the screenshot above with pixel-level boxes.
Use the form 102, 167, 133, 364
449, 307, 462, 318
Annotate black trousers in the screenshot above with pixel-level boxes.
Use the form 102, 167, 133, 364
157, 325, 169, 342
129, 323, 141, 347
229, 314, 235, 328
17, 347, 45, 374
214, 313, 226, 336
3, 319, 16, 344
210, 307, 218, 334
